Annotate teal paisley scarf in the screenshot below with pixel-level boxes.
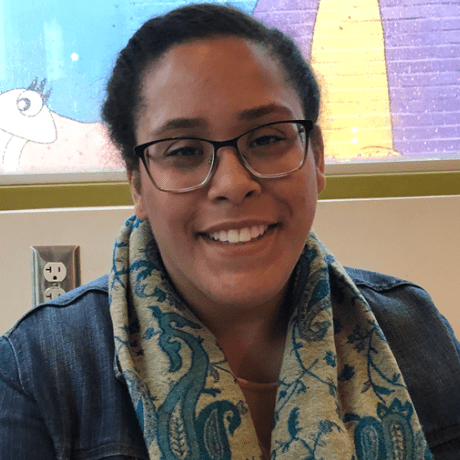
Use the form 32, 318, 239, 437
109, 216, 432, 460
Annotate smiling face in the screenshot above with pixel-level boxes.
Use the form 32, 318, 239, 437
129, 36, 325, 323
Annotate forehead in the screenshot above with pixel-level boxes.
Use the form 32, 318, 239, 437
136, 37, 303, 138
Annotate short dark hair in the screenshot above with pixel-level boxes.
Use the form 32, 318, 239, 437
102, 2, 320, 171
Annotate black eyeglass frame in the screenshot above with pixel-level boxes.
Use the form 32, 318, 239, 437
133, 119, 314, 193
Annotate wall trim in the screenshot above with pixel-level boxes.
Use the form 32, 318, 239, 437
1, 170, 460, 211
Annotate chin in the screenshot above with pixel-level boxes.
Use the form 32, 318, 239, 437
203, 278, 288, 311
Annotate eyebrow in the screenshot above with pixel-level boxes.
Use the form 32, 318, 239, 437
152, 104, 295, 137
237, 104, 294, 121
153, 118, 206, 137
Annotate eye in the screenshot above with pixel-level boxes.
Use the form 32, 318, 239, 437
251, 133, 285, 147
164, 145, 203, 158
16, 90, 44, 117
148, 139, 210, 169
17, 98, 31, 112
247, 128, 289, 151
246, 124, 293, 150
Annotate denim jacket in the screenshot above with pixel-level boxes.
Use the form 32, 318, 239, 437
1, 269, 459, 459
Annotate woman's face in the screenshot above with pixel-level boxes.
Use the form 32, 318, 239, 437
129, 36, 325, 318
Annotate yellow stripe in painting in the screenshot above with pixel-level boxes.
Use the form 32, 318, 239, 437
311, 0, 399, 161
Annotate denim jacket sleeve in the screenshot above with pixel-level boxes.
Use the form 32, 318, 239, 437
0, 336, 56, 457
346, 266, 460, 459
0, 277, 149, 460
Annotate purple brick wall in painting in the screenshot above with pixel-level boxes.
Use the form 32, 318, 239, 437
253, 0, 318, 59
253, 0, 460, 160
380, 2, 460, 158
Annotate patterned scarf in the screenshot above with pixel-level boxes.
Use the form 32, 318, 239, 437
109, 215, 432, 460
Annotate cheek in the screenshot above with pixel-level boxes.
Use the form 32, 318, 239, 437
287, 169, 319, 233
145, 198, 175, 239
142, 191, 196, 249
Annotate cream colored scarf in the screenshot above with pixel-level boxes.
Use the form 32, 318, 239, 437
109, 216, 432, 460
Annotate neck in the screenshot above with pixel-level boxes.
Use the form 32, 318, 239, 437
198, 287, 291, 383
164, 260, 295, 382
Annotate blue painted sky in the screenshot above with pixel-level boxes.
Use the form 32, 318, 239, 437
0, 0, 258, 122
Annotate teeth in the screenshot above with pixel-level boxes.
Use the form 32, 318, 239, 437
239, 228, 251, 242
250, 226, 262, 239
208, 225, 269, 243
227, 230, 239, 243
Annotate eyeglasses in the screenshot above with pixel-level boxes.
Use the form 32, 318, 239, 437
134, 119, 314, 193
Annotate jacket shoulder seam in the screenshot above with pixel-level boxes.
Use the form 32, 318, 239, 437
2, 336, 28, 394
345, 266, 423, 293
353, 278, 421, 292
5, 277, 109, 336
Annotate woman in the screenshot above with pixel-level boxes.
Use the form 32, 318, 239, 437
1, 4, 459, 459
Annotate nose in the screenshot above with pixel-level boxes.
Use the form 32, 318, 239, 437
207, 146, 262, 203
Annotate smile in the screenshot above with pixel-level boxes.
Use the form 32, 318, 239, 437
205, 224, 273, 244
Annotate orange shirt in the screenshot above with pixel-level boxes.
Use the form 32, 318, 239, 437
237, 378, 278, 460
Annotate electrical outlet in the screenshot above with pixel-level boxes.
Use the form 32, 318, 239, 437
43, 262, 67, 282
31, 246, 80, 306
44, 286, 67, 301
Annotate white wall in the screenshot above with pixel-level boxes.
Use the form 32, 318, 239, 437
1, 196, 459, 338
313, 196, 460, 339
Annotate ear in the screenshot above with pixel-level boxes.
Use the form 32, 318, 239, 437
127, 169, 148, 221
310, 125, 326, 194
